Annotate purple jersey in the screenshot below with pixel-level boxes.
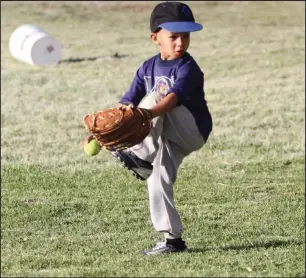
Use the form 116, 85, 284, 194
120, 52, 212, 141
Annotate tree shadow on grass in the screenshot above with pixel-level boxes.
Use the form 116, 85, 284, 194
58, 52, 128, 64
187, 239, 304, 253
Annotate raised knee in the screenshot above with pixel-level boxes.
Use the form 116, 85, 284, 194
139, 91, 163, 109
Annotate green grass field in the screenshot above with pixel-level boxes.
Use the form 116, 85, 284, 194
1, 1, 305, 277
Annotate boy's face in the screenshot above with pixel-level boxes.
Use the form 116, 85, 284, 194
151, 29, 190, 60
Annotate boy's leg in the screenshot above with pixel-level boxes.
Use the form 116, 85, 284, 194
129, 91, 205, 240
111, 95, 164, 180
130, 91, 204, 162
163, 105, 205, 154
129, 111, 164, 164
147, 139, 185, 239
114, 97, 204, 181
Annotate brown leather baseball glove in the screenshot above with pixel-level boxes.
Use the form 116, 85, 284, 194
83, 105, 152, 151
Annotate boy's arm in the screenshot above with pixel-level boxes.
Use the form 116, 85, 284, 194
149, 92, 178, 118
118, 92, 178, 119
120, 66, 146, 107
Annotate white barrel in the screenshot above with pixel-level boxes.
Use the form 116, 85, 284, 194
9, 24, 61, 65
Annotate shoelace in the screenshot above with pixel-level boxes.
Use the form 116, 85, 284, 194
152, 241, 167, 251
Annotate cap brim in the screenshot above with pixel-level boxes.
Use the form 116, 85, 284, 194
158, 22, 203, 32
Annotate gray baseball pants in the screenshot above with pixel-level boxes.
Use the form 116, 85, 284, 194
130, 91, 204, 239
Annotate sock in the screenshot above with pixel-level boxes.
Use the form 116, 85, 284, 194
166, 238, 186, 246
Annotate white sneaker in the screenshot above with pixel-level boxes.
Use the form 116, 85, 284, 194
141, 239, 188, 255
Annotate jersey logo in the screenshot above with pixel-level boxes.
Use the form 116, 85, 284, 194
144, 76, 175, 96
155, 76, 171, 96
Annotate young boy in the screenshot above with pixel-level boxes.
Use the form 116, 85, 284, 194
112, 1, 213, 255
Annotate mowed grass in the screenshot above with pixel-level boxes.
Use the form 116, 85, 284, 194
1, 1, 305, 277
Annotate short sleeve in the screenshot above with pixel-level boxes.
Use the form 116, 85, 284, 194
169, 62, 204, 105
120, 65, 146, 106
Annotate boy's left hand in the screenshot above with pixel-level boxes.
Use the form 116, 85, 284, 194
117, 103, 135, 111
80, 135, 94, 148
83, 105, 152, 151
117, 103, 153, 120
138, 108, 153, 121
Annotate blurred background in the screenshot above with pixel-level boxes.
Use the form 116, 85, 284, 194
1, 1, 305, 277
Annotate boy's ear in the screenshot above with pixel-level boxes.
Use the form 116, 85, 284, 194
150, 33, 160, 46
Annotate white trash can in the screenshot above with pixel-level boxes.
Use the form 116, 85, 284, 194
9, 24, 61, 65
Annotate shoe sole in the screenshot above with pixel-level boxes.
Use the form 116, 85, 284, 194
141, 248, 188, 256
112, 151, 146, 181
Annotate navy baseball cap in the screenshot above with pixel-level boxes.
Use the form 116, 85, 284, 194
150, 2, 203, 33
